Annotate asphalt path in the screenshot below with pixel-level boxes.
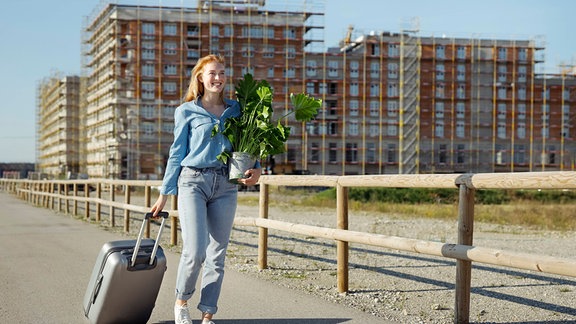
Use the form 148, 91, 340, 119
0, 192, 388, 324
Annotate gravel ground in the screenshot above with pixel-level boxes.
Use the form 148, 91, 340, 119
226, 194, 576, 324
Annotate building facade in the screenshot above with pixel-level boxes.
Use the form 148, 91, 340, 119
36, 74, 82, 178
81, 0, 323, 179
300, 32, 575, 175
36, 0, 575, 179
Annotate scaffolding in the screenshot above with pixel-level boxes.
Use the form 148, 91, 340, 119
80, 0, 324, 179
398, 18, 420, 174
65, 1, 576, 179
36, 71, 81, 178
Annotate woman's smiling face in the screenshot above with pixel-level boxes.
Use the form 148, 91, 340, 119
200, 62, 226, 94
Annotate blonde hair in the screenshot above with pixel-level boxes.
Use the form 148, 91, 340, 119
184, 54, 226, 103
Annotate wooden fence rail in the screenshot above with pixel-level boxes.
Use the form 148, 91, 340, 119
1, 170, 575, 324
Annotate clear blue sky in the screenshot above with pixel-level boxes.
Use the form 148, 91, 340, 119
0, 0, 573, 163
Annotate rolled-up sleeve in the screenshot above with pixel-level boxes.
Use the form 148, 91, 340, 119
160, 107, 189, 195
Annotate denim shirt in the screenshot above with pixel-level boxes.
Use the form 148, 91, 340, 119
160, 98, 241, 195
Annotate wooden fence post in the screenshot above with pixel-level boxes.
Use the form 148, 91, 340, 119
57, 183, 61, 211
34, 182, 39, 206
124, 185, 131, 232
109, 184, 115, 227
73, 184, 78, 215
96, 183, 102, 222
336, 183, 349, 293
64, 183, 69, 214
47, 182, 51, 208
258, 183, 269, 270
40, 183, 44, 207
85, 182, 90, 220
31, 182, 35, 205
57, 183, 61, 210
455, 176, 475, 324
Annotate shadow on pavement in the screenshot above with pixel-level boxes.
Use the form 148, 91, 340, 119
489, 321, 576, 324
230, 228, 576, 317
154, 319, 353, 324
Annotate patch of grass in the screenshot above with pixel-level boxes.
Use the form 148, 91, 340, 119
475, 203, 576, 230
281, 272, 307, 279
268, 187, 575, 231
236, 194, 260, 206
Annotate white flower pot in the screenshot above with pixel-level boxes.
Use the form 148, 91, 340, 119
228, 152, 256, 184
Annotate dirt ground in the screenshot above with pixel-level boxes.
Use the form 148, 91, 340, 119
225, 194, 576, 323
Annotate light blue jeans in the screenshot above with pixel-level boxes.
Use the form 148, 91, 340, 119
175, 166, 238, 315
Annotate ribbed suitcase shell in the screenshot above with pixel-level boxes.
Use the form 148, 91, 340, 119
83, 213, 168, 324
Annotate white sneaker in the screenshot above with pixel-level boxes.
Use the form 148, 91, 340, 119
174, 303, 193, 324
202, 313, 215, 324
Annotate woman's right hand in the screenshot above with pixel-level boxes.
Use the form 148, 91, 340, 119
150, 194, 168, 217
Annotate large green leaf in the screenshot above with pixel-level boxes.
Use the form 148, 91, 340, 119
235, 74, 259, 107
291, 93, 322, 122
257, 86, 273, 107
259, 104, 272, 121
217, 74, 321, 161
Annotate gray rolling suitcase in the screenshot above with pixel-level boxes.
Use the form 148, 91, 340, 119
83, 212, 169, 324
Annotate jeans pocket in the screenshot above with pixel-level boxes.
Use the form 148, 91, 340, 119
178, 168, 202, 187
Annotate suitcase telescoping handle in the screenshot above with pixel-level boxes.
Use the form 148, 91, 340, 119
131, 211, 169, 267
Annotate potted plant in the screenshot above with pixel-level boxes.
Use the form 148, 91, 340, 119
213, 74, 322, 183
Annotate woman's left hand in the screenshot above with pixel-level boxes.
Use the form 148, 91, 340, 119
238, 168, 262, 186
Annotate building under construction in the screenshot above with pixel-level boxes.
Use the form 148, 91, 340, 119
330, 30, 575, 174
36, 0, 575, 179
80, 0, 324, 179
36, 73, 81, 178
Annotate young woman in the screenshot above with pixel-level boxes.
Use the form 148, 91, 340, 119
150, 54, 261, 324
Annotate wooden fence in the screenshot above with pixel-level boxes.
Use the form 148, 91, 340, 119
1, 171, 575, 324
